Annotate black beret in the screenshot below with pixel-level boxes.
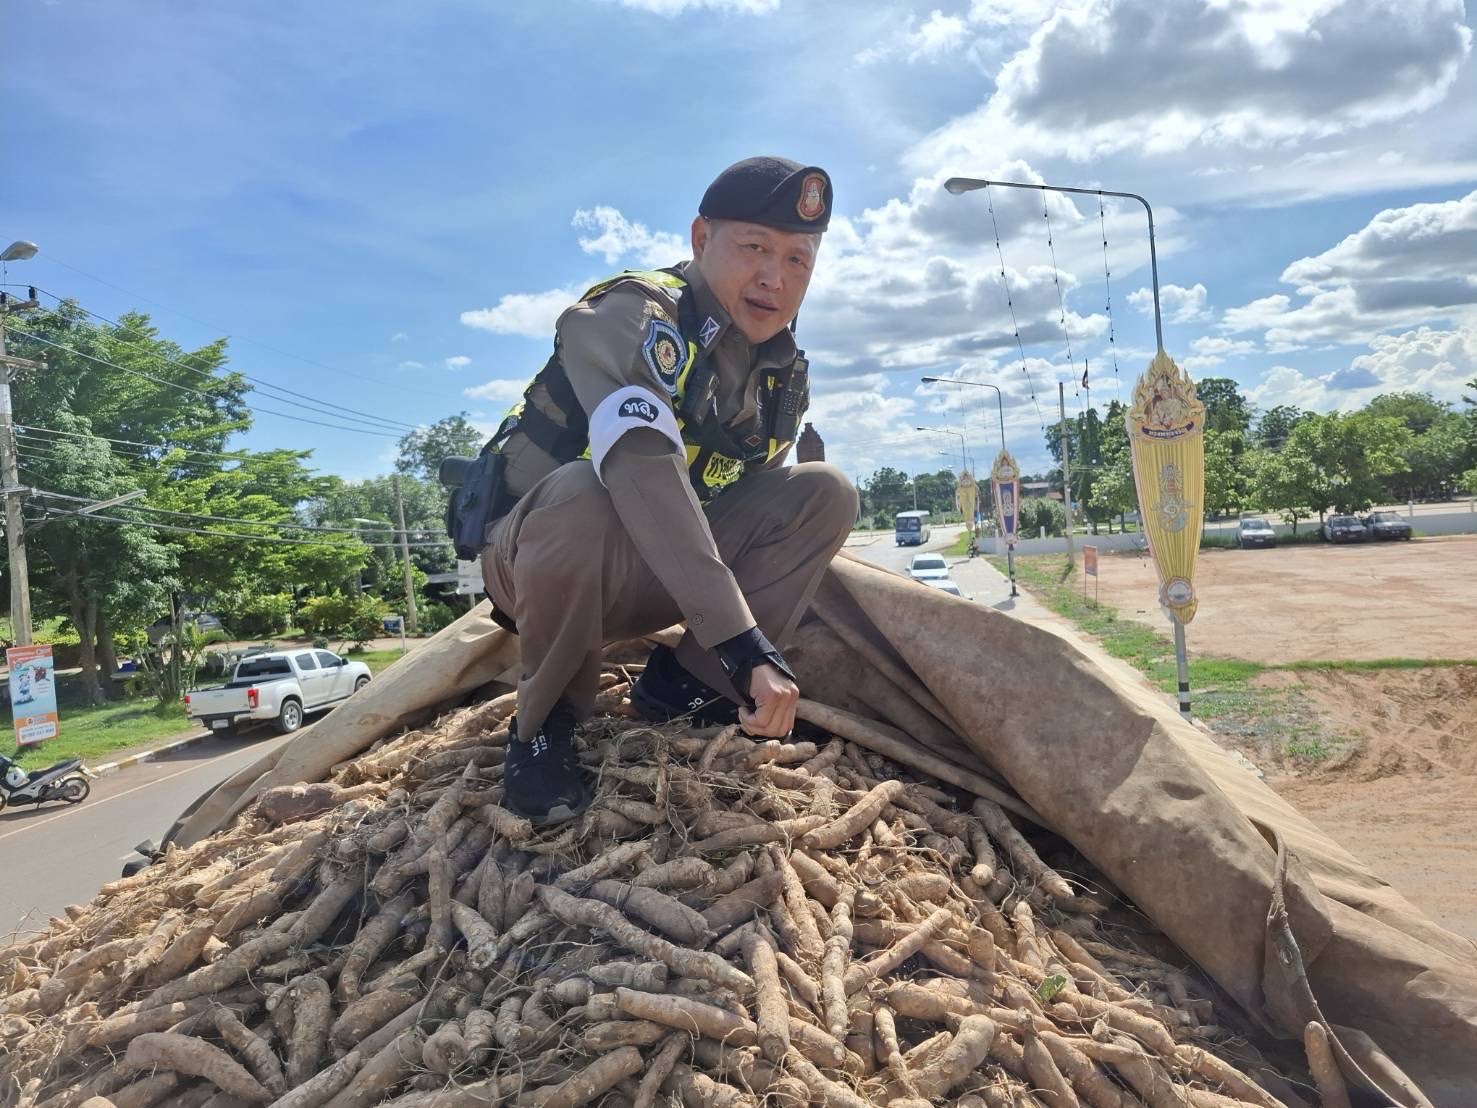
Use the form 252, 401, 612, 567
699, 156, 833, 233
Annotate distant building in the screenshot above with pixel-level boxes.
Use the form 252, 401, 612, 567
1022, 480, 1063, 502
797, 422, 825, 463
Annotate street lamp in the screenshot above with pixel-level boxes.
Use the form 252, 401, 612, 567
921, 376, 1007, 456
914, 426, 968, 475
0, 241, 38, 263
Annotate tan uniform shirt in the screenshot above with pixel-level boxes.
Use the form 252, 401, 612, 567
498, 262, 798, 649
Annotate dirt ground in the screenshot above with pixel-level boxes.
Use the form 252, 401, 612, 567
1092, 535, 1477, 664
1082, 535, 1477, 941
1249, 667, 1477, 942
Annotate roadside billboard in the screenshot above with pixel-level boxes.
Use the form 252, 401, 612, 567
8, 644, 59, 746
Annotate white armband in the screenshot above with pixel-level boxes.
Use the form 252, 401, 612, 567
588, 385, 684, 481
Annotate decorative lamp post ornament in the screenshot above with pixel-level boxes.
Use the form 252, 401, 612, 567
1128, 350, 1205, 716
990, 449, 1020, 597
957, 469, 978, 536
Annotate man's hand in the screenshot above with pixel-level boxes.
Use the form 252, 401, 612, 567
739, 663, 799, 738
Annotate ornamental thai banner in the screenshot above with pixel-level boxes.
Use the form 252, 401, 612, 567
8, 644, 60, 746
990, 449, 1021, 546
956, 470, 978, 532
1128, 351, 1206, 623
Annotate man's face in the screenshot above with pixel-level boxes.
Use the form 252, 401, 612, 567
691, 218, 820, 344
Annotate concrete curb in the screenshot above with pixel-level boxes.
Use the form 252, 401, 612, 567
91, 731, 212, 776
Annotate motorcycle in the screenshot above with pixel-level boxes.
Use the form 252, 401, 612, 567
0, 750, 95, 813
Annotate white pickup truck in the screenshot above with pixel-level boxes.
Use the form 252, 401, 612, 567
185, 649, 372, 735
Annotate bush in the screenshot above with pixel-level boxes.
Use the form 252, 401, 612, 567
1018, 497, 1067, 538
298, 593, 389, 647
219, 592, 293, 639
419, 601, 459, 634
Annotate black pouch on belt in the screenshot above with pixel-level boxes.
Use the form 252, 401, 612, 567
443, 449, 514, 562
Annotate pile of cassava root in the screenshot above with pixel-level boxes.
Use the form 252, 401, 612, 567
1, 674, 1311, 1108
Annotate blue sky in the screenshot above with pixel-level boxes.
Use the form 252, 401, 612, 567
4, 0, 1475, 483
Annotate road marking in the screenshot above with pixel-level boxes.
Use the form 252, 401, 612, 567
0, 754, 239, 845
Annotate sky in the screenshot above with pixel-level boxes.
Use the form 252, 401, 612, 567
4, 0, 1475, 486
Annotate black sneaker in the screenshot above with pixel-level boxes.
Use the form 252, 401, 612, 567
629, 645, 739, 726
504, 703, 591, 826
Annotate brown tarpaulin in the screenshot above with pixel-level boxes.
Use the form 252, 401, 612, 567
168, 556, 1477, 1105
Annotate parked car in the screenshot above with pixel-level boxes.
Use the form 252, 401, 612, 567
1320, 514, 1367, 543
921, 577, 966, 598
185, 649, 372, 735
146, 611, 225, 646
1236, 519, 1277, 549
1362, 511, 1413, 541
907, 553, 950, 581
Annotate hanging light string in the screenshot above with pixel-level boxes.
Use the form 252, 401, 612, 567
1041, 188, 1078, 412
1098, 193, 1122, 407
985, 183, 1046, 431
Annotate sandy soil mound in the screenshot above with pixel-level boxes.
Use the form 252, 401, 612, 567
1255, 667, 1477, 942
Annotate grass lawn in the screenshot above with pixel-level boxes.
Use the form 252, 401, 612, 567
6, 647, 421, 767
7, 690, 193, 767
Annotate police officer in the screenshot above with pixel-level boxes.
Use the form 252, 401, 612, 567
479, 156, 857, 824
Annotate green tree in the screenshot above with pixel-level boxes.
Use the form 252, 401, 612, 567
20, 425, 175, 703
1363, 391, 1447, 435
309, 475, 455, 602
1249, 448, 1315, 534
1398, 413, 1468, 501
1203, 430, 1249, 518
1253, 404, 1307, 449
862, 467, 913, 519
396, 413, 484, 482
1088, 401, 1136, 531
1195, 377, 1253, 436
1251, 411, 1411, 523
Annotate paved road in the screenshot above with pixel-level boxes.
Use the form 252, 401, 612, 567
1, 729, 296, 941
847, 524, 1021, 610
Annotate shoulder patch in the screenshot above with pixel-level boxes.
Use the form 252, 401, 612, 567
641, 318, 685, 396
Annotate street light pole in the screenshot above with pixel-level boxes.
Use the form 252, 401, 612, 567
922, 376, 1007, 455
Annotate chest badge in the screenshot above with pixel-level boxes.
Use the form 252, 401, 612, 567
642, 319, 685, 396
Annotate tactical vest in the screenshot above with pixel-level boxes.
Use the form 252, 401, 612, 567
489, 269, 809, 504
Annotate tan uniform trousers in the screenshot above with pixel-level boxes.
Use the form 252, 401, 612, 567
482, 460, 858, 735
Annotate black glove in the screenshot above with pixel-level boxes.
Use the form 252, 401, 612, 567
712, 627, 795, 712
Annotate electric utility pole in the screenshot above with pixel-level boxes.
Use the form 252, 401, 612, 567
1059, 381, 1075, 563
0, 289, 43, 646
393, 476, 419, 636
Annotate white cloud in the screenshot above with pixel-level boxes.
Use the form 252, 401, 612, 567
445, 355, 472, 369
390, 331, 408, 342
1183, 335, 1258, 370
398, 360, 426, 370
573, 206, 687, 267
605, 0, 778, 12
1129, 282, 1209, 324
913, 0, 1472, 165
1248, 324, 1476, 413
464, 378, 527, 404
461, 286, 582, 338
867, 8, 969, 64
1222, 190, 1477, 349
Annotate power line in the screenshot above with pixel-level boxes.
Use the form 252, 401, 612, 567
19, 257, 413, 394
7, 329, 403, 439
17, 423, 260, 464
25, 494, 454, 548
21, 290, 417, 433
19, 471, 444, 539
